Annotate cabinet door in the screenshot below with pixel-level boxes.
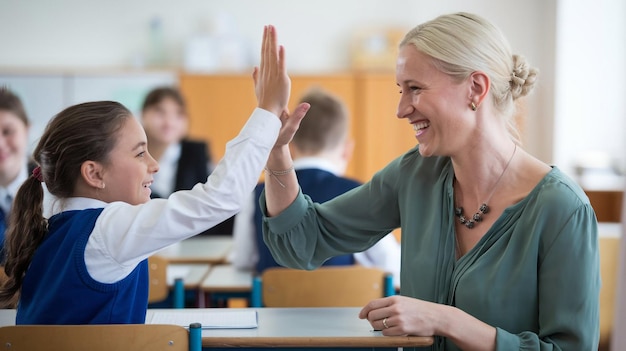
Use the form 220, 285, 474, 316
288, 74, 357, 178
352, 73, 417, 182
180, 74, 257, 163
180, 74, 358, 177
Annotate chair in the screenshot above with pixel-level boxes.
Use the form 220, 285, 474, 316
599, 236, 621, 350
0, 323, 202, 351
251, 266, 394, 307
148, 255, 184, 308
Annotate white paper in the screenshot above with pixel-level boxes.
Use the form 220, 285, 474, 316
150, 310, 258, 329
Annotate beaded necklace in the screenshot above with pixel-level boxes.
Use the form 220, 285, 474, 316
454, 144, 517, 229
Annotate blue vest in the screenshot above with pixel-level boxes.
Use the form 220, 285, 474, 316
17, 208, 149, 324
254, 168, 361, 273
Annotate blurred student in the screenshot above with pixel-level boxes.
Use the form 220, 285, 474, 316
141, 86, 234, 235
0, 25, 310, 322
231, 88, 400, 283
0, 87, 33, 253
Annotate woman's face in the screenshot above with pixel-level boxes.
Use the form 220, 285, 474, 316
141, 97, 188, 146
395, 45, 472, 157
0, 110, 28, 183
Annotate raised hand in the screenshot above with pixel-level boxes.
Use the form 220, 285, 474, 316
253, 25, 290, 117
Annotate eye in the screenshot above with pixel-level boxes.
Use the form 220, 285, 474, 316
409, 85, 422, 92
137, 151, 146, 158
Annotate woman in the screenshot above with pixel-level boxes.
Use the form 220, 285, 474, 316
260, 13, 599, 350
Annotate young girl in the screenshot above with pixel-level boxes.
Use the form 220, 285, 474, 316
140, 86, 235, 235
0, 25, 309, 324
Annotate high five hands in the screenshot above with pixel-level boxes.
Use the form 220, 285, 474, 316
253, 25, 309, 149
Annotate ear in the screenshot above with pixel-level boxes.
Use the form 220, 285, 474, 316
80, 160, 105, 189
341, 138, 355, 162
468, 71, 490, 107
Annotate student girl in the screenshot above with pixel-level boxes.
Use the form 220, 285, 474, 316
0, 25, 309, 324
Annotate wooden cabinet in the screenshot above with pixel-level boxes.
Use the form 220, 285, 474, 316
180, 73, 414, 184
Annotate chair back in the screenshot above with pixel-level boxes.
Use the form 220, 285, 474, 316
256, 266, 390, 307
0, 324, 193, 351
148, 255, 169, 303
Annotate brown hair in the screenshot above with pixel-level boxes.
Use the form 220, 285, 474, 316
141, 86, 187, 115
0, 86, 30, 126
0, 101, 131, 307
292, 88, 349, 154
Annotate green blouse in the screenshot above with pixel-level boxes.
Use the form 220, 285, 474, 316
261, 146, 600, 351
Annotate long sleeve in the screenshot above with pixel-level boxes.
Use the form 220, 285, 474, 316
261, 157, 406, 270
229, 191, 259, 270
494, 204, 600, 350
262, 145, 600, 350
85, 108, 280, 283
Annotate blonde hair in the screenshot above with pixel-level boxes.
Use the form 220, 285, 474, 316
400, 12, 538, 140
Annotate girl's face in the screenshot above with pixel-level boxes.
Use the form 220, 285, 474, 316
0, 110, 28, 185
100, 117, 159, 205
141, 97, 188, 146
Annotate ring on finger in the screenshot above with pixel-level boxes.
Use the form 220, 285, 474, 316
382, 317, 389, 329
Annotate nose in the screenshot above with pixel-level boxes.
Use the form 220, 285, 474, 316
148, 152, 160, 174
396, 93, 414, 119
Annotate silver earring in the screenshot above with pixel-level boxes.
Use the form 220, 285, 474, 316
470, 102, 477, 111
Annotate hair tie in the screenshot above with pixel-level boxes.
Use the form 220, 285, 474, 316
32, 166, 43, 182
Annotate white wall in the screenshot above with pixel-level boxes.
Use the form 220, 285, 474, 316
0, 0, 554, 161
554, 0, 626, 182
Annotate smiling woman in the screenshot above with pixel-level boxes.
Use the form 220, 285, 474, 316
261, 12, 599, 351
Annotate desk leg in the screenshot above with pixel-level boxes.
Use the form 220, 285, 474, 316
197, 289, 206, 308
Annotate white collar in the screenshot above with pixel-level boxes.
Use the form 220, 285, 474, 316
293, 157, 342, 176
43, 193, 108, 218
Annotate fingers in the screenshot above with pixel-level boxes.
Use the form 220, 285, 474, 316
255, 24, 290, 116
359, 297, 393, 319
252, 67, 259, 89
288, 102, 310, 124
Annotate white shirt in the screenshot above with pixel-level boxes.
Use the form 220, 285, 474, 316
151, 142, 182, 197
230, 157, 402, 286
0, 161, 29, 215
43, 108, 280, 284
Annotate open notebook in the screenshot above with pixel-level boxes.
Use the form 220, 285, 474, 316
149, 310, 258, 329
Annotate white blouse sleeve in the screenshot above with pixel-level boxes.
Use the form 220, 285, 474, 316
85, 108, 280, 283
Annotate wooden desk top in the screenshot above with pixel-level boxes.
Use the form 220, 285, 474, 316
156, 235, 232, 264
0, 307, 433, 348
147, 307, 434, 348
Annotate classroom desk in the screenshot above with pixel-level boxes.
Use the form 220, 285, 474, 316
167, 263, 212, 308
156, 235, 233, 264
146, 307, 434, 349
200, 264, 254, 307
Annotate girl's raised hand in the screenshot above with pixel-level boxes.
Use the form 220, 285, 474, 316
253, 25, 290, 117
